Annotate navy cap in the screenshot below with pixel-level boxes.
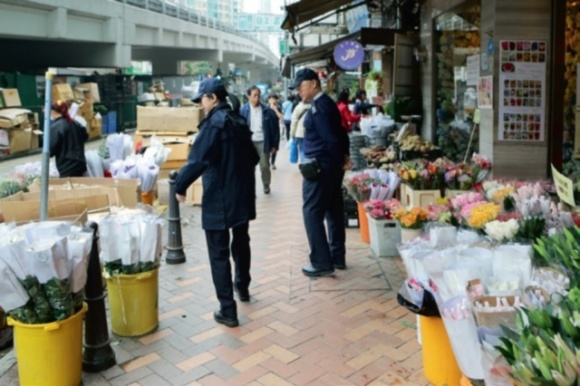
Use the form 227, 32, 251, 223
192, 78, 227, 103
288, 68, 319, 90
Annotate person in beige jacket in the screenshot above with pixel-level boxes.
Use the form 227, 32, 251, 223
290, 99, 310, 163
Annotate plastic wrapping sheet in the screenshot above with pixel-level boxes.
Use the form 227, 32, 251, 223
139, 216, 162, 264
66, 231, 93, 293
85, 150, 104, 178
25, 238, 69, 283
428, 225, 457, 248
17, 221, 71, 245
398, 241, 433, 284
106, 134, 126, 162
443, 261, 481, 298
143, 136, 171, 166
0, 237, 30, 279
0, 259, 30, 311
14, 160, 59, 178
441, 296, 485, 379
456, 229, 482, 244
137, 158, 159, 192
457, 247, 494, 278
492, 244, 532, 288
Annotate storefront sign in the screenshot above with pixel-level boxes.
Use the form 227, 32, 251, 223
466, 55, 480, 86
334, 40, 364, 71
551, 164, 575, 207
498, 40, 547, 142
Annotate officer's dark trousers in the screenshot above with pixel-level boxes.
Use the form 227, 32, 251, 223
205, 223, 251, 318
302, 164, 346, 270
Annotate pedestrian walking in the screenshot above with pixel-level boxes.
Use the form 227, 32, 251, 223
48, 101, 88, 177
240, 86, 280, 194
175, 78, 260, 328
289, 98, 309, 164
268, 93, 284, 170
289, 69, 352, 277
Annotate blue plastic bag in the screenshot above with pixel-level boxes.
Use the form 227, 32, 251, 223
289, 138, 298, 164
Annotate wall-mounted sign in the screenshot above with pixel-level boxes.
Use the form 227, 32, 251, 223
334, 40, 364, 71
498, 40, 547, 142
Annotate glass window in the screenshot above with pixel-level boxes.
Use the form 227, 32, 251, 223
434, 1, 481, 161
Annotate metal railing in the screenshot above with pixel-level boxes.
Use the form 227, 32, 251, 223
115, 0, 276, 58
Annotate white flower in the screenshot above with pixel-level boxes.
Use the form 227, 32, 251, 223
484, 219, 520, 241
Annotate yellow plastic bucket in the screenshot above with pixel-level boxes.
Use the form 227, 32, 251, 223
419, 315, 462, 386
106, 267, 159, 337
7, 303, 87, 386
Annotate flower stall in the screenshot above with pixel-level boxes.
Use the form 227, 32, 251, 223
393, 180, 580, 385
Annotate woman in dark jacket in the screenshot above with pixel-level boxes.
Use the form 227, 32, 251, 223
49, 102, 88, 177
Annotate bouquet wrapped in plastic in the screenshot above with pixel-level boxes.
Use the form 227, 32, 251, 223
99, 208, 164, 276
0, 222, 93, 324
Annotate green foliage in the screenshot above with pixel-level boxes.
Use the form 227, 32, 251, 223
182, 61, 213, 77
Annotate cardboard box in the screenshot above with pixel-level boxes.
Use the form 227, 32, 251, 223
134, 130, 194, 162
0, 108, 32, 129
9, 127, 32, 154
52, 83, 74, 102
30, 128, 42, 149
2, 191, 110, 213
0, 88, 21, 107
156, 178, 201, 206
137, 106, 202, 132
28, 178, 140, 208
75, 83, 100, 103
77, 101, 94, 122
0, 198, 89, 224
0, 129, 8, 147
89, 117, 102, 139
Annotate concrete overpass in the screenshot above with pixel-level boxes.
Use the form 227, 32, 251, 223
0, 0, 280, 82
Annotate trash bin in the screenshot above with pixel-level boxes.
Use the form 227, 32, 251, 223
7, 303, 87, 386
106, 267, 159, 337
420, 315, 462, 386
356, 202, 370, 243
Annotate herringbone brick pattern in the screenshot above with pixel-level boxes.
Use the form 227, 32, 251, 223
21, 146, 428, 385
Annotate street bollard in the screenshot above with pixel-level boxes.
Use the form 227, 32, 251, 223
82, 222, 116, 372
165, 171, 186, 264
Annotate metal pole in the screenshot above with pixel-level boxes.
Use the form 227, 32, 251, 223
40, 71, 54, 221
165, 171, 186, 264
82, 222, 116, 372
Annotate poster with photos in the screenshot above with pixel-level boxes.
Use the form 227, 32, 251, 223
499, 40, 547, 142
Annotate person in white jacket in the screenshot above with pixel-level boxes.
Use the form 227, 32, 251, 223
290, 100, 309, 163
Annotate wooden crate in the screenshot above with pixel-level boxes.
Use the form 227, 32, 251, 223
401, 184, 441, 208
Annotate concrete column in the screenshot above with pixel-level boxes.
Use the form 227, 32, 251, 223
48, 7, 67, 39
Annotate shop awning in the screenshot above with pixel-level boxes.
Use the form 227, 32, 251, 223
281, 0, 359, 31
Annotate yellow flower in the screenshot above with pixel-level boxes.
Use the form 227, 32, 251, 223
492, 186, 514, 204
401, 170, 409, 180
436, 197, 450, 206
409, 169, 417, 179
467, 203, 500, 229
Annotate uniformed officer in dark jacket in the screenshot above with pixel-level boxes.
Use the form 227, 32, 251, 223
289, 69, 352, 277
49, 102, 88, 177
175, 78, 260, 328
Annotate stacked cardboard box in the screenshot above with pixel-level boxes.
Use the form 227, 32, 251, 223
52, 82, 102, 139
136, 105, 204, 205
0, 108, 41, 157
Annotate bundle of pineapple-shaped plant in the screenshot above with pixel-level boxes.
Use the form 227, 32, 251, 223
496, 291, 580, 386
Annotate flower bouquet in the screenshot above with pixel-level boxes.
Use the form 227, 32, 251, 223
344, 172, 377, 202
364, 199, 402, 256
393, 206, 429, 229
461, 201, 501, 231
471, 153, 492, 182
397, 159, 441, 190
0, 222, 93, 324
364, 199, 400, 220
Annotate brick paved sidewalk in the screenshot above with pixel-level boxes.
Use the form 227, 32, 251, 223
0, 146, 429, 386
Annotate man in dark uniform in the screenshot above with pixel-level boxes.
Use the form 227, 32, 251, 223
175, 78, 260, 328
289, 69, 352, 277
